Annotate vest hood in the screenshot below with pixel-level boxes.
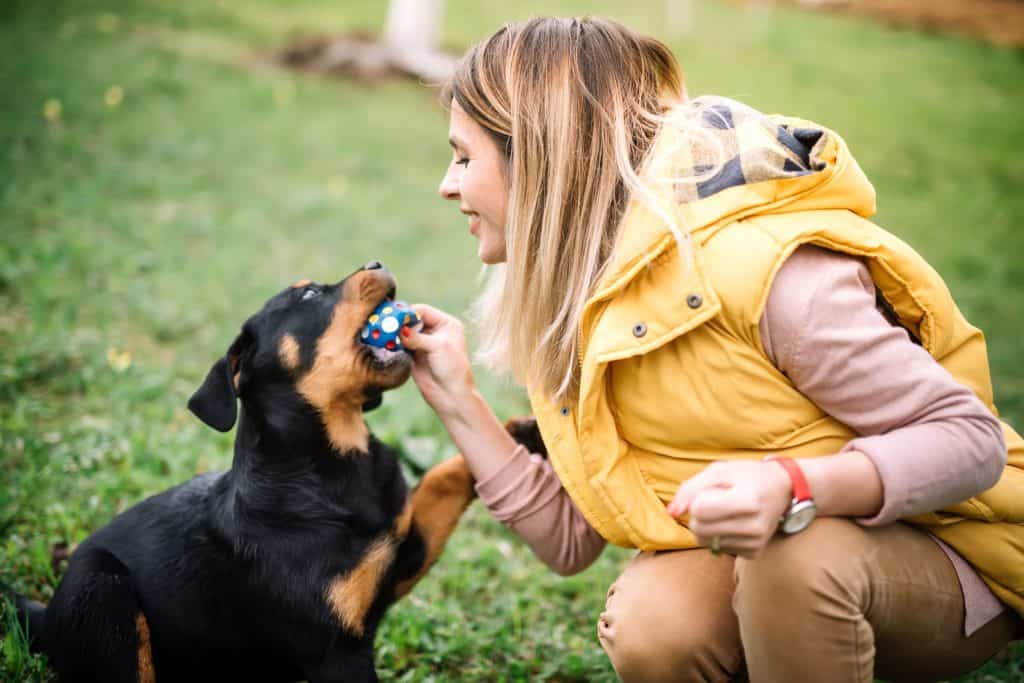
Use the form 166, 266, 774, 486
598, 96, 878, 297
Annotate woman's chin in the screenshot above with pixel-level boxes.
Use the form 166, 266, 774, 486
477, 243, 507, 265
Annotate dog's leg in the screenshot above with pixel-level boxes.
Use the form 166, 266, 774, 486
392, 454, 475, 599
503, 415, 547, 458
43, 548, 155, 683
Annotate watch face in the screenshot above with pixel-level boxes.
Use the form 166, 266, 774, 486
782, 501, 816, 534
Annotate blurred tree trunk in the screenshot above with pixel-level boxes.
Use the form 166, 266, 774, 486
276, 0, 454, 82
383, 0, 454, 81
385, 0, 442, 55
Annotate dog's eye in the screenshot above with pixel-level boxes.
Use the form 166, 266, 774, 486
301, 287, 320, 301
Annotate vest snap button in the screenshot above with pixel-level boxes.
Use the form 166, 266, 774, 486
560, 406, 570, 416
687, 293, 703, 309
632, 322, 647, 338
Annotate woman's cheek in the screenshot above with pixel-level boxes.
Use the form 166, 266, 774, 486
459, 172, 475, 201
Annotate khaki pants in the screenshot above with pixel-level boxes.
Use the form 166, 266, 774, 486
598, 518, 1019, 682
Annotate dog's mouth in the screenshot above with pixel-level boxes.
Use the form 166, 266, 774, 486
364, 344, 409, 368
359, 286, 415, 372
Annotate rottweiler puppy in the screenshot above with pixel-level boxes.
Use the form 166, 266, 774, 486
5, 261, 487, 682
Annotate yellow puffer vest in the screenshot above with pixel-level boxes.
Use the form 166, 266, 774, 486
529, 99, 1024, 616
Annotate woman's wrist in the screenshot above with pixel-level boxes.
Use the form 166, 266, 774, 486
439, 387, 520, 483
434, 374, 480, 423
446, 384, 491, 431
796, 451, 883, 519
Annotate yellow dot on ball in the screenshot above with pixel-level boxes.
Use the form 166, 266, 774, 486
369, 315, 379, 324
381, 306, 393, 315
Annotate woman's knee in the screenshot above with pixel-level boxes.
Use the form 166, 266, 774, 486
598, 551, 742, 682
733, 518, 871, 622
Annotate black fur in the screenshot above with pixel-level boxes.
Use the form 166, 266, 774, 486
504, 417, 547, 459
2, 265, 458, 683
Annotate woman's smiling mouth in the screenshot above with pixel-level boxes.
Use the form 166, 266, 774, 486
466, 212, 480, 234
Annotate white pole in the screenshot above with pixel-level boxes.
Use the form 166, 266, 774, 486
383, 0, 454, 82
385, 0, 444, 53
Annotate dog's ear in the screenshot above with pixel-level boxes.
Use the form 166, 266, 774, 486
362, 391, 383, 413
188, 330, 252, 432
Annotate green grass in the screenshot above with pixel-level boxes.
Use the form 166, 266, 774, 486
1, 0, 1022, 680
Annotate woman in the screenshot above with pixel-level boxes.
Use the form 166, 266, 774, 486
401, 16, 1024, 682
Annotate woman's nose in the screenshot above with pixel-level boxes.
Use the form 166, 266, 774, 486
438, 168, 460, 200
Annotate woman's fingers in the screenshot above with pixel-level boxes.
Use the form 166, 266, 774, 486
688, 486, 759, 523
685, 486, 780, 557
400, 303, 476, 418
403, 303, 457, 352
400, 323, 433, 351
410, 303, 452, 331
666, 461, 792, 558
666, 464, 732, 518
688, 511, 763, 540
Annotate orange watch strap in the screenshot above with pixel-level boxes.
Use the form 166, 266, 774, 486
764, 456, 812, 502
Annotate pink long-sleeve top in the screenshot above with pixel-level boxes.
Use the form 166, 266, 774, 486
475, 245, 1008, 636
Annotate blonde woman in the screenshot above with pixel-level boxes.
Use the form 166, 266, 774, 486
401, 16, 1024, 682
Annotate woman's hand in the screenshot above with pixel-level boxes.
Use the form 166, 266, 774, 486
401, 304, 477, 420
665, 460, 793, 558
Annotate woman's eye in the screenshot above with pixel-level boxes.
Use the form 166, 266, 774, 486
455, 157, 470, 167
301, 287, 319, 301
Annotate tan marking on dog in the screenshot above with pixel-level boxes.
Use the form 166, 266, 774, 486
393, 500, 413, 539
295, 270, 410, 454
295, 292, 371, 451
321, 403, 371, 454
229, 353, 242, 391
326, 536, 396, 637
278, 333, 301, 372
394, 455, 475, 598
292, 279, 312, 288
136, 612, 155, 683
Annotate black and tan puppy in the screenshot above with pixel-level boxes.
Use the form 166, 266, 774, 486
5, 261, 480, 683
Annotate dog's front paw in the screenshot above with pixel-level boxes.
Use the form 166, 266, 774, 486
421, 454, 476, 500
504, 416, 547, 458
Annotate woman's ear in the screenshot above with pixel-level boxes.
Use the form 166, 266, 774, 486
187, 330, 252, 432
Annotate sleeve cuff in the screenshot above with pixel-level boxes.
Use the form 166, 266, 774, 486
474, 445, 565, 524
844, 437, 906, 526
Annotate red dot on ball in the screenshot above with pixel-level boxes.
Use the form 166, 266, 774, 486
372, 330, 380, 339
386, 340, 396, 350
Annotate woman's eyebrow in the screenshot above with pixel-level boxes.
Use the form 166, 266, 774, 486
448, 134, 468, 150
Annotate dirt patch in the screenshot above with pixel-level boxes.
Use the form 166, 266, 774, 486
753, 0, 1024, 48
274, 33, 456, 83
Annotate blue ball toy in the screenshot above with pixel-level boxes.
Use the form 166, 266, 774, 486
361, 300, 420, 351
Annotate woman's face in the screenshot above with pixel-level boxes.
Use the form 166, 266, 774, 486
438, 100, 509, 265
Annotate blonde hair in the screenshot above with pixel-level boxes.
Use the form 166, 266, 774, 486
443, 17, 690, 401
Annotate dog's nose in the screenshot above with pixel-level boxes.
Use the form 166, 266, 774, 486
363, 260, 384, 271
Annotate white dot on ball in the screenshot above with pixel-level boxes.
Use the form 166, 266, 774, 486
381, 317, 400, 333
362, 329, 369, 338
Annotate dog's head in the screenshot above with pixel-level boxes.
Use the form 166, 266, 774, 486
188, 261, 412, 452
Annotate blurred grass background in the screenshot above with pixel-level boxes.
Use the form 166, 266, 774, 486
1, 0, 1022, 680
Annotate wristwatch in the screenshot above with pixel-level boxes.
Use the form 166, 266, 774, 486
764, 456, 816, 534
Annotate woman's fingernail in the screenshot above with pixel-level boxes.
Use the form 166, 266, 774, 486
401, 328, 411, 338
